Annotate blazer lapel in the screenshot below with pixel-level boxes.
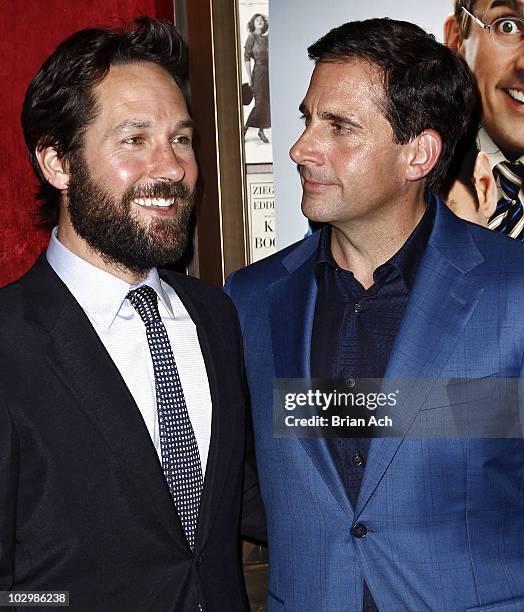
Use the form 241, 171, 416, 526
356, 202, 485, 516
42, 295, 188, 548
22, 256, 190, 550
267, 253, 317, 379
268, 235, 354, 519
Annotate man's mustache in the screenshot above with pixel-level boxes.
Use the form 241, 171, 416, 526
124, 180, 192, 202
297, 165, 333, 185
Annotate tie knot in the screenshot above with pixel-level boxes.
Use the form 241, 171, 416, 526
127, 285, 161, 325
496, 160, 524, 184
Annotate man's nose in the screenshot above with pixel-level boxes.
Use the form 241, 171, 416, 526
514, 42, 524, 70
289, 128, 322, 166
149, 144, 185, 182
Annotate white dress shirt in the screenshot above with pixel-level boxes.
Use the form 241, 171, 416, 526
46, 228, 212, 475
478, 127, 524, 235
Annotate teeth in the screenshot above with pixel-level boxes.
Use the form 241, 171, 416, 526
133, 198, 174, 208
507, 89, 524, 103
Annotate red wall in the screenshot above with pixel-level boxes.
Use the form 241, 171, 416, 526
0, 0, 174, 287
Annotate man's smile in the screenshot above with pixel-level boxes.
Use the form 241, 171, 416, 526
132, 197, 175, 208
504, 87, 524, 104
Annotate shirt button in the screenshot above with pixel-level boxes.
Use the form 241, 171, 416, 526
352, 453, 364, 466
352, 523, 368, 539
196, 554, 204, 566
354, 302, 362, 314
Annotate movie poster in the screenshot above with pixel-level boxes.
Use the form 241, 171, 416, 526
238, 0, 273, 165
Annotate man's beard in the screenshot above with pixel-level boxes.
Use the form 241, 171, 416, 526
66, 152, 195, 276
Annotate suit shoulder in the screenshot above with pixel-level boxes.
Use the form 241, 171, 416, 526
470, 223, 524, 270
0, 272, 30, 319
225, 233, 319, 299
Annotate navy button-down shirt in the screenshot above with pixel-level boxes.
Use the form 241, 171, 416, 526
312, 203, 434, 384
310, 203, 435, 610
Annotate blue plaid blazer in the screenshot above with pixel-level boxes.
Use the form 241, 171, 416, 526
225, 196, 524, 612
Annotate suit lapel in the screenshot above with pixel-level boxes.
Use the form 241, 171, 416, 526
268, 236, 354, 519
25, 257, 231, 553
269, 206, 486, 520
40, 292, 187, 548
267, 253, 317, 379
356, 203, 485, 516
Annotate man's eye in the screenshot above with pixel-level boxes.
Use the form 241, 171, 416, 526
123, 136, 143, 145
496, 18, 522, 35
299, 114, 310, 125
330, 123, 349, 135
173, 135, 192, 146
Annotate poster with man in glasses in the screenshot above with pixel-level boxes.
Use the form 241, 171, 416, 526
445, 0, 524, 240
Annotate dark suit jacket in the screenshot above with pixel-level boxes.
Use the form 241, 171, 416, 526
0, 254, 262, 611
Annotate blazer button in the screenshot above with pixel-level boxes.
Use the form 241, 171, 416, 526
196, 553, 204, 566
352, 453, 364, 466
352, 523, 368, 539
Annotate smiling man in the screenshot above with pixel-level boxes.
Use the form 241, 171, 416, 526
0, 17, 263, 611
226, 18, 524, 612
445, 0, 524, 238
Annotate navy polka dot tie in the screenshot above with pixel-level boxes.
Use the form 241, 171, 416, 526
127, 285, 203, 550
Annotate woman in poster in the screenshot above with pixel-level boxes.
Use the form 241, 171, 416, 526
244, 13, 271, 144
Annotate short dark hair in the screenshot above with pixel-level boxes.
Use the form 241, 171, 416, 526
308, 18, 479, 191
454, 1, 479, 37
21, 16, 189, 228
247, 14, 269, 34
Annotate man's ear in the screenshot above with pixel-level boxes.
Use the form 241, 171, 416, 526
473, 152, 498, 221
35, 146, 69, 191
444, 14, 463, 51
405, 130, 442, 183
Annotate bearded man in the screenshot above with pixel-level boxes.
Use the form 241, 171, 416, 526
0, 17, 263, 612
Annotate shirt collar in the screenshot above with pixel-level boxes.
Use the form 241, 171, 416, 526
46, 227, 173, 329
129, 269, 174, 319
477, 127, 524, 169
314, 197, 435, 292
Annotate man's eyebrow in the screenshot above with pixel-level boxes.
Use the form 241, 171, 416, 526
107, 118, 194, 137
488, 0, 523, 14
108, 119, 153, 135
298, 103, 362, 129
177, 118, 195, 130
319, 111, 362, 130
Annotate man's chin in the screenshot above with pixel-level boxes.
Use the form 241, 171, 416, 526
485, 112, 524, 159
301, 199, 333, 224
493, 132, 524, 160
84, 221, 189, 274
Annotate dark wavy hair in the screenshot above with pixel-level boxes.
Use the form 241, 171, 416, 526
308, 18, 479, 191
21, 16, 189, 228
247, 14, 269, 35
